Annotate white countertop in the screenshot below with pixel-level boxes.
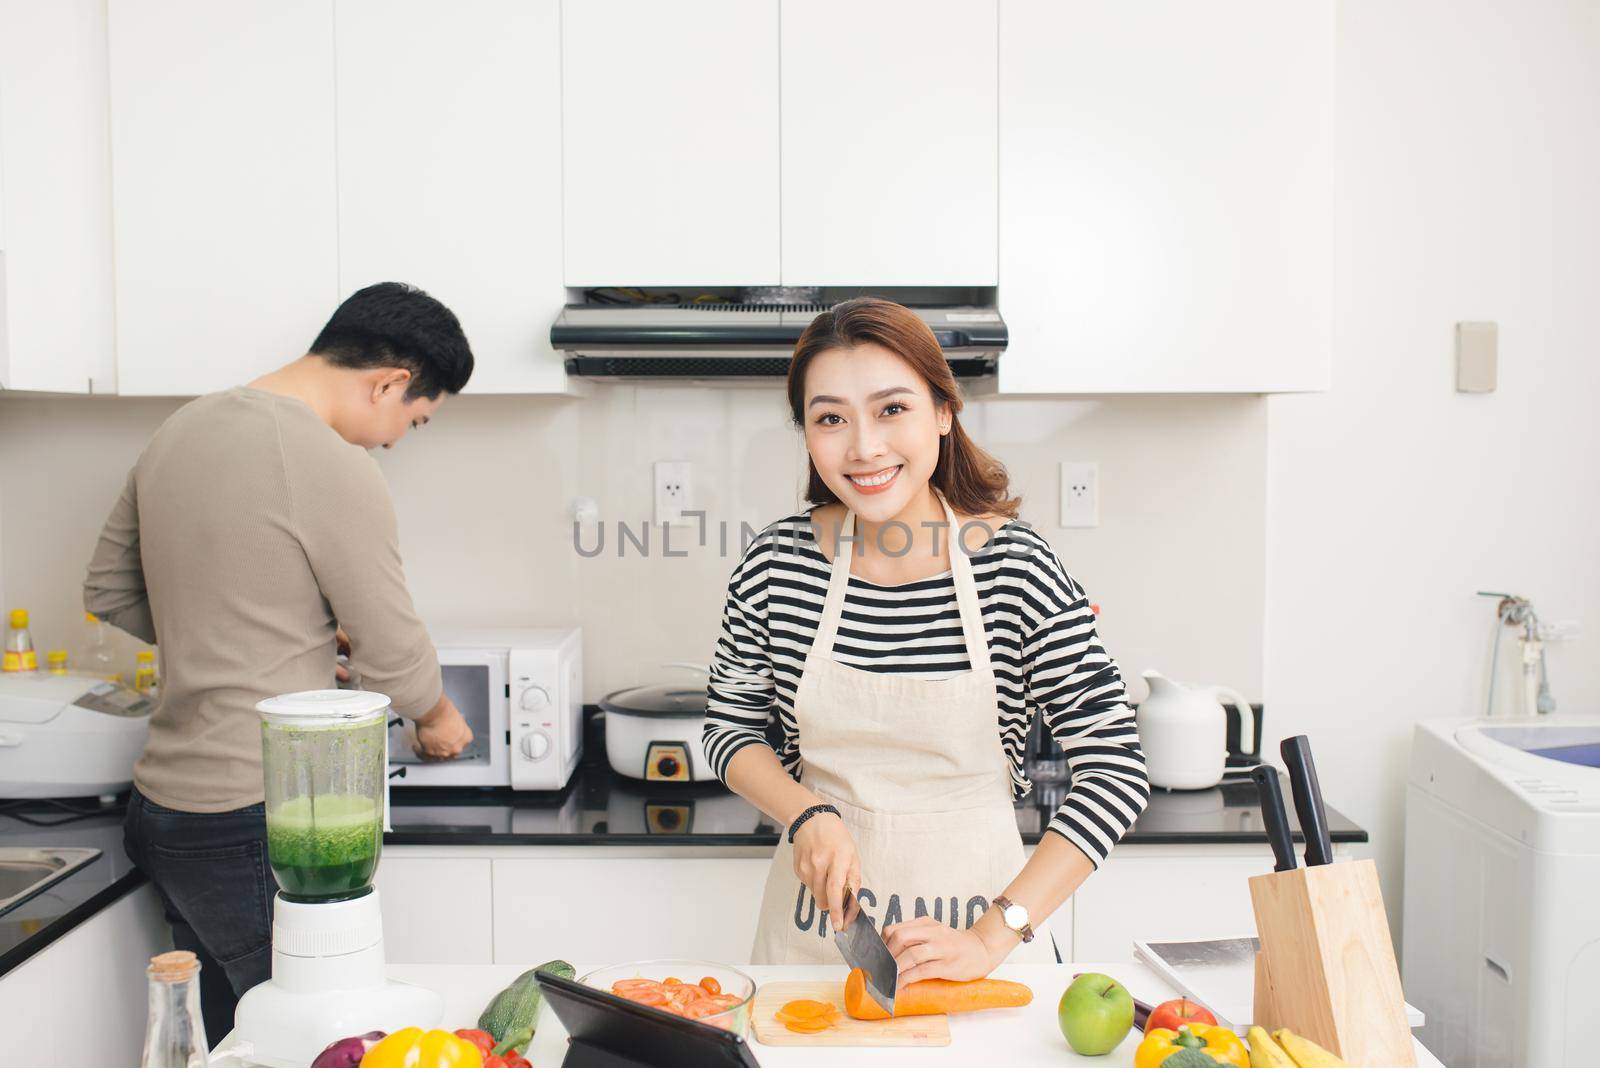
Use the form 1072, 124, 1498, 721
219, 962, 1445, 1067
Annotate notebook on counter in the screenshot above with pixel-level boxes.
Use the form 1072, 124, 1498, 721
1133, 937, 1426, 1033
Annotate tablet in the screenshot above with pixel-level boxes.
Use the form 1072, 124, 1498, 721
534, 971, 764, 1068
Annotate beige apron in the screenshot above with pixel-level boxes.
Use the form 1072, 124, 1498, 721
751, 495, 1056, 965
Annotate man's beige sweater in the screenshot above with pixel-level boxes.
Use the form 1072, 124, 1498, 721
85, 387, 441, 811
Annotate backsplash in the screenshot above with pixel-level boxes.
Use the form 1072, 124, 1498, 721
0, 387, 1266, 705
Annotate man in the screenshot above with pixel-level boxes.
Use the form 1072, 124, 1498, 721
85, 282, 475, 1043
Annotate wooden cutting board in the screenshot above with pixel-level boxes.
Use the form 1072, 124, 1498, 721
750, 981, 951, 1046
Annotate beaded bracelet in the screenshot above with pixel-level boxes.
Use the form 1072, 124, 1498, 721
786, 803, 841, 843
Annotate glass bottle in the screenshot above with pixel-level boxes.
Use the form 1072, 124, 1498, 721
134, 650, 160, 697
85, 612, 118, 680
46, 650, 69, 675
3, 608, 37, 673
140, 950, 208, 1068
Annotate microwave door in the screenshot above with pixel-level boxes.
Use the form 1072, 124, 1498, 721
388, 651, 509, 786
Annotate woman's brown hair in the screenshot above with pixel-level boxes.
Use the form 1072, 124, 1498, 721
786, 297, 1020, 519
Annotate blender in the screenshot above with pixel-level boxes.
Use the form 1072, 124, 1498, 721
234, 691, 441, 1067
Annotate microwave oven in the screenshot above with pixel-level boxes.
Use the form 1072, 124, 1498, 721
387, 627, 583, 791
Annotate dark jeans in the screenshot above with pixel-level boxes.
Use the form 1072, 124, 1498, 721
124, 789, 276, 1047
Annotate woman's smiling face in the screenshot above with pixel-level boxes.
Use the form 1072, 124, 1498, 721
802, 342, 949, 523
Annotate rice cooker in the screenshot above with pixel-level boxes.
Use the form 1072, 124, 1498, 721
0, 672, 153, 799
600, 667, 717, 783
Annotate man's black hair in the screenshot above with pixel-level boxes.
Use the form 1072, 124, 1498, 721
309, 282, 474, 399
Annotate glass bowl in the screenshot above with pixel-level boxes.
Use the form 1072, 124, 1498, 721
579, 959, 756, 1036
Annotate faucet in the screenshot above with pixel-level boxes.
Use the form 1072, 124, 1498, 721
1477, 591, 1555, 717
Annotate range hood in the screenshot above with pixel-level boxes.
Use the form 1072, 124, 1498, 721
551, 302, 1006, 380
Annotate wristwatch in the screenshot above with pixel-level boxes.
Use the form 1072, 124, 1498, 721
992, 895, 1035, 943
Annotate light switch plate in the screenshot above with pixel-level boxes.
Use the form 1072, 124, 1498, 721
1456, 321, 1497, 393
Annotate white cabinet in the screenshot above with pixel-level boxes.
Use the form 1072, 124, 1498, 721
108, 0, 339, 396
0, 0, 116, 394
780, 0, 998, 286
336, 0, 568, 394
998, 0, 1334, 393
378, 848, 771, 965
377, 843, 1316, 967
492, 854, 770, 964
376, 857, 495, 964
0, 882, 168, 1068
1069, 845, 1332, 962
561, 0, 779, 286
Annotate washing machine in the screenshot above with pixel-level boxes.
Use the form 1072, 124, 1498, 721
1404, 717, 1600, 1067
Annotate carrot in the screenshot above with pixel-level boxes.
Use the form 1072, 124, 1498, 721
775, 999, 841, 1034
843, 968, 1033, 1020
782, 1018, 834, 1034
777, 1000, 836, 1020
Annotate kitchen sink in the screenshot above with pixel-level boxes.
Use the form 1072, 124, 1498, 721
0, 847, 102, 917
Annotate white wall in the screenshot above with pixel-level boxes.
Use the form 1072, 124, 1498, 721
1264, 0, 1600, 940
0, 389, 1267, 709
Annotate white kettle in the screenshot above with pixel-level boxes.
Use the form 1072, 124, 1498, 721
1137, 670, 1258, 790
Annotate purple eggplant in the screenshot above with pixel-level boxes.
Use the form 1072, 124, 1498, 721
310, 1031, 386, 1068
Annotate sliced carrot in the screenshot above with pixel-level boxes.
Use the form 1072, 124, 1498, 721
775, 999, 841, 1035
777, 999, 836, 1020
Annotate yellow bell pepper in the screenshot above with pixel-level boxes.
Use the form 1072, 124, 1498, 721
1134, 1023, 1250, 1068
360, 1028, 483, 1068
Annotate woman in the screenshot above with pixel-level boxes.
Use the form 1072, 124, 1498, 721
703, 297, 1150, 981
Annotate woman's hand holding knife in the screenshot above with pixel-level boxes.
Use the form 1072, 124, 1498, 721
790, 810, 862, 928
725, 745, 865, 926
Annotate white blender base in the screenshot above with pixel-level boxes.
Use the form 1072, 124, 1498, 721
235, 980, 441, 1068
234, 889, 442, 1068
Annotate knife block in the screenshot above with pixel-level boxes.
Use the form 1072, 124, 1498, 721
1248, 859, 1416, 1067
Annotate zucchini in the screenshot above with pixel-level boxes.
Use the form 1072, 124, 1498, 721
478, 959, 575, 1056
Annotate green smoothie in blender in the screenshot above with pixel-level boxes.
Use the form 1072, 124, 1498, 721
266, 794, 380, 900
259, 692, 388, 903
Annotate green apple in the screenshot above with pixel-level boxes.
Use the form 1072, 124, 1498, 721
1057, 972, 1135, 1055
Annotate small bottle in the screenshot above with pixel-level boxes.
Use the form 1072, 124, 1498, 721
3, 609, 38, 673
85, 612, 118, 680
140, 950, 207, 1068
46, 650, 69, 676
134, 650, 160, 697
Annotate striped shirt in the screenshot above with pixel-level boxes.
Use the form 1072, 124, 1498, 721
703, 511, 1151, 867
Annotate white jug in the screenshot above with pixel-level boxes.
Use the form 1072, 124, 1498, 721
1137, 670, 1258, 790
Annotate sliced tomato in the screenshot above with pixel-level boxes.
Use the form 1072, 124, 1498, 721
699, 976, 721, 995
611, 975, 743, 1024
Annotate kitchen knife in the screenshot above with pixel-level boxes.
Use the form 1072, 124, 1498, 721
1280, 735, 1334, 866
832, 888, 897, 1017
1250, 765, 1298, 872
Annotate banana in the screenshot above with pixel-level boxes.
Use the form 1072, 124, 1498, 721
1272, 1028, 1351, 1068
1246, 1026, 1297, 1068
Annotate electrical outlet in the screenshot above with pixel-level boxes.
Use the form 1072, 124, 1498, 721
654, 460, 694, 526
1059, 462, 1098, 528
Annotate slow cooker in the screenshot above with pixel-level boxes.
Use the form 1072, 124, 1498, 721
600, 667, 718, 783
